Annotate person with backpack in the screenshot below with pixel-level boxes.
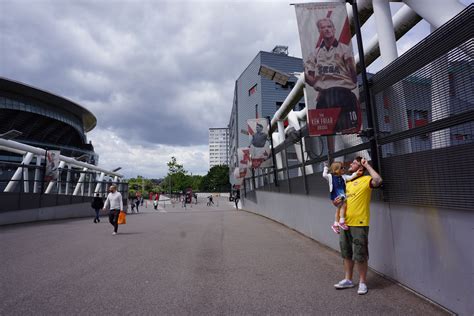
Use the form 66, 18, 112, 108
91, 193, 104, 223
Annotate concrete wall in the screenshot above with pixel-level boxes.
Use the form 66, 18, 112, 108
0, 200, 131, 226
0, 202, 97, 225
241, 186, 473, 315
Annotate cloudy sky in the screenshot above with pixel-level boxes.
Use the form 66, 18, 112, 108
1, 0, 470, 178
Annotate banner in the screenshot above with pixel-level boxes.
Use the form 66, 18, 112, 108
44, 150, 60, 181
295, 2, 361, 136
247, 118, 272, 168
238, 147, 251, 169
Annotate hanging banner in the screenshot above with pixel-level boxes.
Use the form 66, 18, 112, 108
247, 118, 272, 168
295, 2, 361, 136
238, 147, 251, 169
230, 147, 251, 188
44, 150, 60, 181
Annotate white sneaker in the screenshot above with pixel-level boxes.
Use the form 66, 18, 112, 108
357, 282, 368, 295
112, 232, 117, 235
334, 279, 355, 289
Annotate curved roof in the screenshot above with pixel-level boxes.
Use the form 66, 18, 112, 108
0, 77, 97, 132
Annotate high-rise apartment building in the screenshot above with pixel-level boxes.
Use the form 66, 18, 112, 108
208, 127, 229, 169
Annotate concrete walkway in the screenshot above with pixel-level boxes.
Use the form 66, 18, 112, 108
0, 197, 447, 315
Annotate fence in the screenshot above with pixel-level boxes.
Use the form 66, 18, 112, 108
244, 5, 473, 211
0, 161, 129, 212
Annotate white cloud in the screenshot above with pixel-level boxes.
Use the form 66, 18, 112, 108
88, 128, 209, 178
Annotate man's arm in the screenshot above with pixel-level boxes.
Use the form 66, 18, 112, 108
346, 56, 357, 84
103, 195, 110, 210
304, 53, 319, 87
305, 71, 317, 87
361, 158, 383, 188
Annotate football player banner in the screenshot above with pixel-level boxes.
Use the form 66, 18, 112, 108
44, 150, 60, 181
295, 2, 362, 136
229, 147, 251, 187
247, 118, 272, 168
238, 147, 251, 170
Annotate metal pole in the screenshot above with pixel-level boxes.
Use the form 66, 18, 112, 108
284, 143, 291, 193
267, 116, 279, 187
299, 131, 308, 194
350, 0, 380, 172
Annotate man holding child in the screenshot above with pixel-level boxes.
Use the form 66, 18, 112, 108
333, 157, 383, 295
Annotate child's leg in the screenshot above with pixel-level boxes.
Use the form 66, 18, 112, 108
338, 202, 349, 230
335, 206, 341, 223
339, 202, 347, 223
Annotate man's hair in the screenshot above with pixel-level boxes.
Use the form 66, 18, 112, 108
316, 18, 335, 30
355, 156, 366, 170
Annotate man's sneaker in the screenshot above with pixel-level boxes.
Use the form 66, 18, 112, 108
331, 223, 340, 234
112, 232, 118, 235
357, 282, 368, 295
334, 279, 354, 289
338, 222, 349, 230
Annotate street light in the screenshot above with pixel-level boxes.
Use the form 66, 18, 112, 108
112, 167, 122, 172
258, 64, 290, 86
0, 129, 23, 140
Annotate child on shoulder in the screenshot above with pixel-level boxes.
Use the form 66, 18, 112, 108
322, 161, 361, 234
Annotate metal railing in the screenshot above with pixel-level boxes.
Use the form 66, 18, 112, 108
0, 161, 128, 212
243, 5, 474, 211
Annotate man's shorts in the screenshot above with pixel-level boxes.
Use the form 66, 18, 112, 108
339, 226, 369, 262
316, 87, 360, 132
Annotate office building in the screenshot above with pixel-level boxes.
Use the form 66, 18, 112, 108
208, 127, 229, 168
228, 46, 305, 170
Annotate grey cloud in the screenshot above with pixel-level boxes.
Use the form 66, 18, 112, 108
1, 0, 302, 150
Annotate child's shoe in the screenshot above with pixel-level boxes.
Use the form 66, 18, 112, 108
338, 221, 349, 230
331, 223, 340, 234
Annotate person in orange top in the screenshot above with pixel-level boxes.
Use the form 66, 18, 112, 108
333, 157, 382, 295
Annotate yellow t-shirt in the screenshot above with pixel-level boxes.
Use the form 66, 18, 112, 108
345, 175, 372, 226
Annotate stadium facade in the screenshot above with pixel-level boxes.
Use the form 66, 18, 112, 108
0, 77, 98, 164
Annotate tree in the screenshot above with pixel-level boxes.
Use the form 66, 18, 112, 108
200, 165, 230, 192
163, 156, 190, 193
127, 176, 162, 198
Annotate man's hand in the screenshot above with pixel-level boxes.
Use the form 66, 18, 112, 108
305, 71, 317, 86
362, 158, 383, 188
361, 158, 369, 168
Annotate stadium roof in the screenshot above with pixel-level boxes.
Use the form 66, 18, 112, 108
0, 77, 97, 132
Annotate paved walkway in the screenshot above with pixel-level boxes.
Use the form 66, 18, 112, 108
0, 197, 447, 315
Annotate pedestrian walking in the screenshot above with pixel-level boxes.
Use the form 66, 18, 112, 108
207, 195, 214, 206
135, 197, 140, 213
234, 190, 240, 209
91, 193, 104, 223
103, 185, 124, 235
